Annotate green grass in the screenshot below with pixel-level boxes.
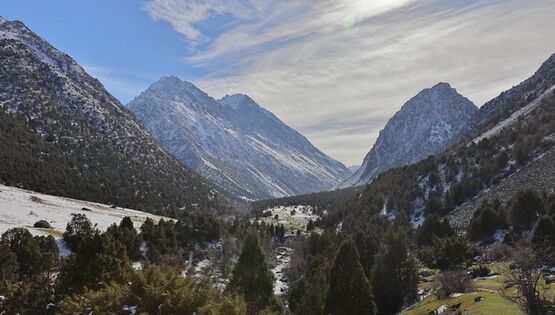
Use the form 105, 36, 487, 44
401, 291, 522, 315
472, 277, 504, 291
405, 260, 555, 314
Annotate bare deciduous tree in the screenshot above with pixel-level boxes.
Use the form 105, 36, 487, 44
499, 241, 554, 314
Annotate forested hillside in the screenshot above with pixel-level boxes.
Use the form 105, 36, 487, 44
0, 18, 225, 213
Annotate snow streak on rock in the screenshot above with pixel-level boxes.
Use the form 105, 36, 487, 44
128, 77, 351, 199
341, 82, 477, 188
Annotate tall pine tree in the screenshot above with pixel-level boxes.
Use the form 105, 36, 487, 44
323, 239, 375, 315
371, 230, 418, 315
228, 231, 277, 314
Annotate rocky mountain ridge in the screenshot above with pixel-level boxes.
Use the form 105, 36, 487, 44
127, 77, 351, 200
341, 82, 477, 188
0, 17, 222, 212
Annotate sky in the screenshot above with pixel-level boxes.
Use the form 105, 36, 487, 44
2, 0, 555, 166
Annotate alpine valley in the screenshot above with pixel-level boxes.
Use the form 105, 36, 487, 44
2, 7, 555, 315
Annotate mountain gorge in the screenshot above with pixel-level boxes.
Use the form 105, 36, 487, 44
342, 82, 477, 188
0, 17, 222, 212
127, 76, 351, 200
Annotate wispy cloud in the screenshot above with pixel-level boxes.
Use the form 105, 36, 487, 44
143, 0, 555, 165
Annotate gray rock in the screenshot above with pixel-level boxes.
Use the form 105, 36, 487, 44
341, 82, 477, 188
33, 220, 51, 229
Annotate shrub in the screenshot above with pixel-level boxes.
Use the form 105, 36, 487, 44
433, 270, 471, 299
470, 265, 491, 278
416, 215, 454, 247
485, 244, 513, 261
418, 236, 474, 270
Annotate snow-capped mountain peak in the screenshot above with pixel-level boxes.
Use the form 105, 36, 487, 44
128, 78, 352, 199
340, 82, 477, 188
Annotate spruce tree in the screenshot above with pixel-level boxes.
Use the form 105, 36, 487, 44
228, 231, 276, 314
371, 230, 418, 315
510, 190, 543, 232
63, 213, 95, 251
323, 240, 375, 315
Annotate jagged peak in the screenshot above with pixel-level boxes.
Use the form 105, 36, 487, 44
400, 82, 476, 113
431, 82, 452, 90
0, 16, 30, 32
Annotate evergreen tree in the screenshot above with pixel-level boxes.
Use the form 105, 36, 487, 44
353, 229, 380, 277
418, 235, 473, 270
371, 230, 418, 315
63, 213, 95, 251
416, 215, 454, 247
531, 215, 555, 253
34, 235, 60, 274
289, 256, 331, 315
468, 201, 506, 241
323, 240, 375, 315
510, 190, 543, 232
106, 217, 142, 260
0, 243, 18, 285
306, 219, 315, 232
496, 151, 509, 169
228, 231, 277, 315
58, 232, 132, 292
276, 224, 286, 242
1, 228, 43, 277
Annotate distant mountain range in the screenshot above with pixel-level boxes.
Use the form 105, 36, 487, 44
0, 17, 223, 212
342, 82, 477, 188
127, 77, 351, 200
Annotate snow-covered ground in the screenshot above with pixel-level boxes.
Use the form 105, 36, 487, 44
272, 246, 293, 296
473, 85, 555, 144
254, 205, 321, 231
0, 184, 170, 237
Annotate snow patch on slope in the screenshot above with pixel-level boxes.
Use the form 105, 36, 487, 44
128, 78, 351, 199
473, 85, 555, 144
0, 184, 169, 237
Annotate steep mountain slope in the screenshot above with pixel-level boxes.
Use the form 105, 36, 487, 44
0, 17, 222, 213
465, 53, 555, 135
351, 54, 555, 228
341, 83, 477, 188
127, 77, 351, 200
449, 145, 555, 232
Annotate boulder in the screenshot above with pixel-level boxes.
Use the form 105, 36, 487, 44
33, 220, 52, 229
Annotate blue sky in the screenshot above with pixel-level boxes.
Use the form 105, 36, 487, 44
2, 0, 555, 165
1, 0, 220, 100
